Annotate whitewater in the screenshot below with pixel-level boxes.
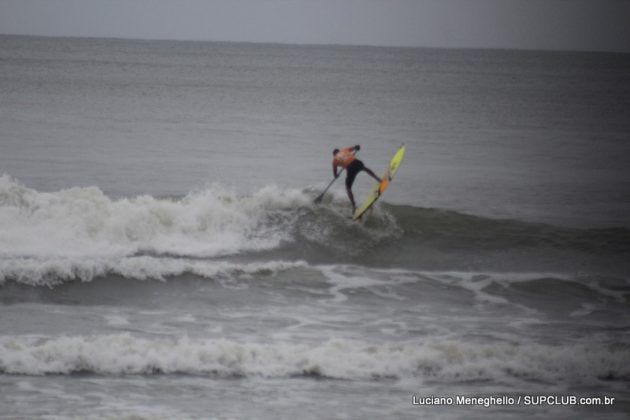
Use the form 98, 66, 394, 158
1, 35, 630, 419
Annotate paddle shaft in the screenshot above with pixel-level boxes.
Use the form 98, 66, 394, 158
314, 170, 344, 203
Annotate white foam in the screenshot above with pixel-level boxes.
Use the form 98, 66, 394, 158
174, 314, 197, 323
1, 333, 628, 383
318, 265, 420, 303
0, 175, 310, 260
0, 256, 308, 286
318, 266, 393, 303
569, 303, 598, 318
104, 314, 130, 327
417, 270, 623, 305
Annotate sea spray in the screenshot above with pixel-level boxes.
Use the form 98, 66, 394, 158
1, 334, 628, 382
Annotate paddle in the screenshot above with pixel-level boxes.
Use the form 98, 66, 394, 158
313, 171, 343, 203
313, 149, 358, 204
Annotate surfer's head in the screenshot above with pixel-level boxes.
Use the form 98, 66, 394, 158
333, 148, 339, 155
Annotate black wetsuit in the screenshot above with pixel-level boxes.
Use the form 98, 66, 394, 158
345, 159, 365, 189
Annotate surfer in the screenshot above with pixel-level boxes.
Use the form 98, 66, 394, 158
333, 145, 382, 213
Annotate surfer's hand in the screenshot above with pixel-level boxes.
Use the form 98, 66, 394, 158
354, 145, 361, 151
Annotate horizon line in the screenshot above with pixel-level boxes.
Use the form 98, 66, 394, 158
1, 33, 628, 55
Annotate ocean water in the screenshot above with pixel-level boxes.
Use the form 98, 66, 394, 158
1, 35, 630, 419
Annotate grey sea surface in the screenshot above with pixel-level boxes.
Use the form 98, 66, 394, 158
1, 35, 629, 419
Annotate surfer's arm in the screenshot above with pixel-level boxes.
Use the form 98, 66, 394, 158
332, 161, 339, 178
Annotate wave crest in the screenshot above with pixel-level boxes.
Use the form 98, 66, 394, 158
0, 256, 308, 286
2, 175, 628, 281
1, 333, 627, 382
0, 175, 312, 259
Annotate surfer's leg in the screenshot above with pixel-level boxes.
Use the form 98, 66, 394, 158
363, 167, 382, 183
346, 185, 357, 213
345, 172, 358, 213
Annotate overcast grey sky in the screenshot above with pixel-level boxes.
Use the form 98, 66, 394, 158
1, 0, 629, 52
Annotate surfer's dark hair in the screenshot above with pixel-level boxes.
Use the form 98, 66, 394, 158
333, 149, 339, 155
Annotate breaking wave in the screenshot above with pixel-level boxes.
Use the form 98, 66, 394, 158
0, 174, 311, 259
1, 174, 629, 285
1, 333, 628, 382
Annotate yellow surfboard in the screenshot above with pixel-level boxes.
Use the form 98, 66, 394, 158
352, 144, 406, 220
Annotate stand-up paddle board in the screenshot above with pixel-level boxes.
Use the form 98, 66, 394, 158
352, 144, 405, 220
